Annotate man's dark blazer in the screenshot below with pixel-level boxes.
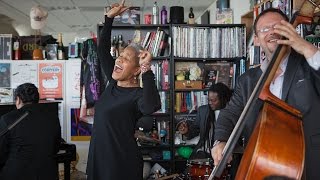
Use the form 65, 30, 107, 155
215, 50, 320, 180
0, 103, 61, 180
194, 105, 214, 153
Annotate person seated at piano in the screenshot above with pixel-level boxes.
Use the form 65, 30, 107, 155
0, 83, 61, 180
177, 83, 232, 159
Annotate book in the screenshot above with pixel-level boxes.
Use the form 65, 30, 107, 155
203, 62, 231, 88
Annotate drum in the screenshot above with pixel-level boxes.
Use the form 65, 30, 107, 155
187, 158, 231, 180
187, 158, 212, 180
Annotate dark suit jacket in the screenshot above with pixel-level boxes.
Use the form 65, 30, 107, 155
183, 105, 213, 159
215, 50, 320, 180
0, 103, 61, 180
194, 105, 214, 152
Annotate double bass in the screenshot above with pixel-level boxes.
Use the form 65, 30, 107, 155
209, 0, 320, 179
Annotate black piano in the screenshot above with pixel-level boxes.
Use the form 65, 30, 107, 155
0, 101, 76, 180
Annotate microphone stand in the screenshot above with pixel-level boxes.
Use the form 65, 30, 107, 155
0, 111, 29, 137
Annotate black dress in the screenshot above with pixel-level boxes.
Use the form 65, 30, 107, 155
86, 16, 161, 180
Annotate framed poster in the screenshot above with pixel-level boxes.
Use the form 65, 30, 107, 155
38, 63, 63, 100
11, 62, 38, 88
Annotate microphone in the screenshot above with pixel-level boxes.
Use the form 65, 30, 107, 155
0, 111, 29, 137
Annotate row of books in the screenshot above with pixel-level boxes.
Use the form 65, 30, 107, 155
150, 60, 170, 90
156, 91, 170, 113
254, 0, 292, 18
141, 29, 170, 57
172, 26, 246, 58
175, 91, 208, 113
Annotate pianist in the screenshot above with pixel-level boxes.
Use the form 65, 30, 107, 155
0, 83, 61, 180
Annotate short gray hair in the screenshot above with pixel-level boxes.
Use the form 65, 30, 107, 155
126, 43, 144, 65
126, 42, 144, 53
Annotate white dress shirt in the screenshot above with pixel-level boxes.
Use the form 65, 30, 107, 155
260, 51, 320, 98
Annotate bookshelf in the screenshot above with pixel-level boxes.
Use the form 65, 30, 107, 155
171, 23, 246, 173
97, 22, 247, 175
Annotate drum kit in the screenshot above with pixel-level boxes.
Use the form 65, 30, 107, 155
173, 158, 231, 180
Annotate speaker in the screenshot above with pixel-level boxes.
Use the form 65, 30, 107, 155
170, 6, 184, 24
216, 0, 230, 10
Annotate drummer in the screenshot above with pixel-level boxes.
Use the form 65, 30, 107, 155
177, 83, 232, 159
177, 83, 243, 179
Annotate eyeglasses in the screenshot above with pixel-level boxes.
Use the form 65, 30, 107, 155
257, 24, 277, 34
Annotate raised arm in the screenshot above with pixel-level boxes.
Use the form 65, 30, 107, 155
140, 71, 161, 114
138, 50, 161, 114
98, 16, 114, 82
99, 0, 129, 82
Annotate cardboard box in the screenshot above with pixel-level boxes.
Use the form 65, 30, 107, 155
0, 34, 12, 60
175, 80, 203, 90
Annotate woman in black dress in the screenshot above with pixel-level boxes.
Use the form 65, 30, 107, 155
86, 1, 161, 180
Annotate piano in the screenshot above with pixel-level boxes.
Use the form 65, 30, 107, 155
0, 101, 76, 180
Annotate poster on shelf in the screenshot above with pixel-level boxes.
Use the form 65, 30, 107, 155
11, 62, 38, 88
38, 63, 63, 100
0, 63, 11, 88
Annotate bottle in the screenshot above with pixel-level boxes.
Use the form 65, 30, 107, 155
117, 35, 125, 55
152, 1, 159, 24
57, 33, 65, 60
13, 37, 21, 60
110, 35, 118, 57
151, 118, 159, 139
32, 46, 43, 60
160, 6, 167, 24
188, 7, 195, 24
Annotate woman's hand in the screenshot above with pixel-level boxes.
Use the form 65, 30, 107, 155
138, 50, 152, 74
105, 0, 129, 18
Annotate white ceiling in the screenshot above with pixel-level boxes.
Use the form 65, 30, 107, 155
0, 0, 215, 35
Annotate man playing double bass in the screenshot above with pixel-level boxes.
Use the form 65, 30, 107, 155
212, 8, 320, 180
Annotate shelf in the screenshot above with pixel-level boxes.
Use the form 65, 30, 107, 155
139, 144, 171, 149
143, 159, 172, 163
173, 158, 189, 162
174, 144, 197, 148
150, 113, 171, 116
112, 56, 170, 60
171, 24, 245, 28
174, 113, 197, 116
173, 57, 245, 62
152, 57, 170, 60
158, 89, 170, 92
174, 89, 205, 92
98, 23, 170, 29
